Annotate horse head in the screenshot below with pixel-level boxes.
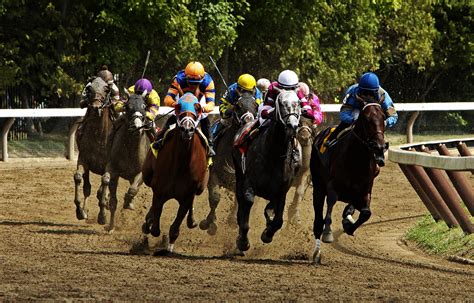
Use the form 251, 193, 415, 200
85, 76, 111, 110
124, 90, 147, 133
354, 102, 388, 166
233, 91, 258, 125
274, 89, 301, 136
175, 93, 201, 141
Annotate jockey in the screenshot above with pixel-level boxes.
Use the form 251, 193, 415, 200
297, 82, 323, 125
154, 61, 216, 156
113, 78, 160, 139
217, 73, 262, 128
256, 78, 271, 100
79, 66, 120, 109
258, 69, 299, 124
326, 72, 398, 146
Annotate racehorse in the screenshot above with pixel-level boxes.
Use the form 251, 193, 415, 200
99, 90, 150, 231
310, 101, 388, 264
73, 76, 114, 222
287, 117, 318, 225
232, 90, 301, 255
199, 91, 258, 235
141, 93, 209, 253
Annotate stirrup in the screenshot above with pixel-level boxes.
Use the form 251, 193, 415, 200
152, 138, 163, 150
208, 146, 216, 157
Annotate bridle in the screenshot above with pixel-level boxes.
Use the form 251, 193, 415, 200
274, 91, 301, 126
351, 103, 387, 153
233, 95, 257, 125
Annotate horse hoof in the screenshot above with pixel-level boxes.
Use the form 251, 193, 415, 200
261, 229, 273, 244
312, 249, 322, 265
150, 226, 161, 238
207, 222, 217, 236
230, 248, 245, 257
322, 231, 334, 243
342, 219, 355, 236
142, 222, 151, 234
187, 219, 198, 229
124, 202, 135, 210
199, 219, 210, 230
97, 213, 107, 225
105, 226, 115, 234
236, 236, 250, 252
76, 208, 87, 220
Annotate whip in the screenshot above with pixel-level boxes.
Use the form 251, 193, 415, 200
141, 50, 151, 79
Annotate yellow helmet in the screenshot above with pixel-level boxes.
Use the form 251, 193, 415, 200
237, 74, 257, 91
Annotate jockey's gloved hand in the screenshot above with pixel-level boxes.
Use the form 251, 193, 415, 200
261, 109, 270, 119
223, 108, 233, 119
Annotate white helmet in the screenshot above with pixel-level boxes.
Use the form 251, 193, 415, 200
277, 70, 299, 89
256, 78, 271, 93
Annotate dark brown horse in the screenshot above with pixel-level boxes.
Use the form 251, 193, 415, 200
232, 90, 302, 255
73, 76, 114, 222
99, 91, 150, 232
199, 91, 258, 235
310, 102, 388, 264
141, 93, 209, 253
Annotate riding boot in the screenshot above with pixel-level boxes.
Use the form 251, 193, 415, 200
153, 115, 177, 150
200, 117, 216, 157
325, 122, 350, 147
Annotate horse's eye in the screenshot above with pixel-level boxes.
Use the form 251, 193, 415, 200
142, 104, 146, 110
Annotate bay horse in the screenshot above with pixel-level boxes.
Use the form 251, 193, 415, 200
287, 117, 318, 225
310, 101, 388, 264
199, 91, 258, 235
99, 90, 150, 232
73, 76, 114, 222
232, 90, 301, 255
141, 92, 209, 253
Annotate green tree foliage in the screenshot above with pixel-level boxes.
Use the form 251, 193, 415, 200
0, 0, 471, 112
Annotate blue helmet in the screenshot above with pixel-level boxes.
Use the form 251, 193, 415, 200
358, 72, 379, 92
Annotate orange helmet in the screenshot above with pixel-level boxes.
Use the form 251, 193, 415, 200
185, 61, 205, 84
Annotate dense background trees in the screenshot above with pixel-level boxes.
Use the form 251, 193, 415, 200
0, 0, 472, 130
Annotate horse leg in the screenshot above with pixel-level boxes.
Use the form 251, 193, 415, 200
150, 193, 165, 238
343, 195, 372, 236
322, 191, 337, 243
124, 173, 143, 210
288, 175, 305, 226
235, 184, 254, 253
105, 175, 119, 232
261, 197, 285, 243
169, 196, 194, 253
199, 172, 219, 235
73, 163, 88, 220
97, 172, 110, 225
186, 200, 197, 229
312, 185, 326, 265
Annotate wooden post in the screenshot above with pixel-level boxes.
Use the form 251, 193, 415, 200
406, 111, 419, 143
2, 118, 15, 161
66, 118, 81, 160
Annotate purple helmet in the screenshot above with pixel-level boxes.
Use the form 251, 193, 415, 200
134, 78, 153, 95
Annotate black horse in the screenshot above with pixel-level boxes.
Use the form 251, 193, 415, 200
310, 102, 388, 264
199, 91, 258, 235
232, 90, 302, 255
99, 90, 150, 232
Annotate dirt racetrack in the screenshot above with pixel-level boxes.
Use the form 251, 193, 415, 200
0, 158, 473, 301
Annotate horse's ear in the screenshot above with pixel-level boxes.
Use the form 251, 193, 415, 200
194, 103, 203, 117
174, 103, 181, 116
142, 90, 148, 98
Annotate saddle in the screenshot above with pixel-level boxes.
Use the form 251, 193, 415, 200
150, 124, 212, 167
319, 125, 353, 154
233, 119, 259, 155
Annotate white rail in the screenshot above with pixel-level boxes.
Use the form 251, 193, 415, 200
1, 102, 474, 161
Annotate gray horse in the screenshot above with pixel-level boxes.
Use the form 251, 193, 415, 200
73, 76, 114, 222
287, 117, 318, 225
199, 91, 258, 235
99, 91, 150, 232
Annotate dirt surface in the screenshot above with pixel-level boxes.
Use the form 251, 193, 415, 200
0, 158, 473, 301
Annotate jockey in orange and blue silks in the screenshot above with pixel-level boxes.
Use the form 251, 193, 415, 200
155, 61, 216, 156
